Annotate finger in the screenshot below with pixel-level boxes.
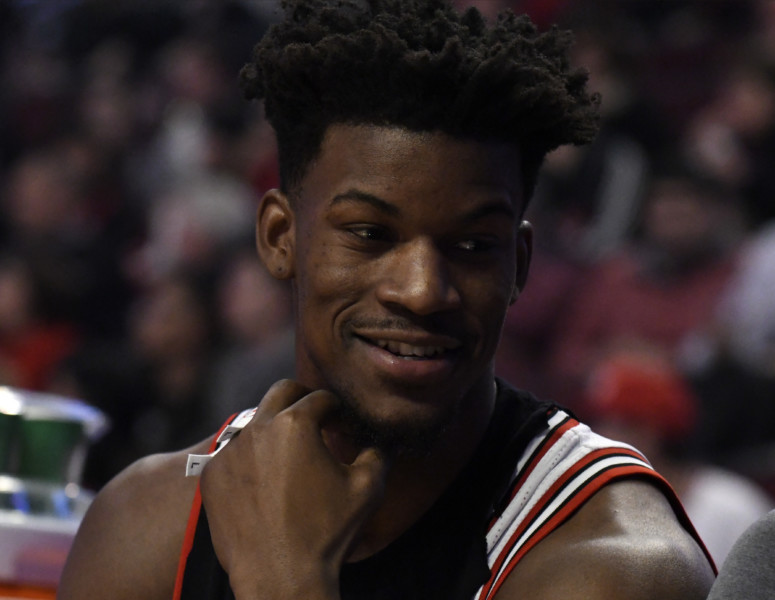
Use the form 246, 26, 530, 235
252, 379, 311, 424
351, 446, 389, 478
286, 388, 340, 424
349, 447, 390, 505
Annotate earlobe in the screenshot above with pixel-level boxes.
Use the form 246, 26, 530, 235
510, 220, 533, 304
256, 189, 295, 280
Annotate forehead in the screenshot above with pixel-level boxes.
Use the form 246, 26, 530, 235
296, 124, 524, 214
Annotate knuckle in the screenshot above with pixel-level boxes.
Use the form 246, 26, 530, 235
273, 408, 306, 431
268, 378, 309, 397
350, 467, 383, 501
303, 389, 340, 412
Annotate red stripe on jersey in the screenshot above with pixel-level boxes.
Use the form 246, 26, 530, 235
479, 445, 650, 600
172, 415, 237, 600
486, 463, 657, 599
499, 417, 577, 508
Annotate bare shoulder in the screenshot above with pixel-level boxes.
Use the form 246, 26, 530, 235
58, 438, 212, 600
495, 479, 716, 600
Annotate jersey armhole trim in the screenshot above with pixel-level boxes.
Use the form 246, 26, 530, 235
172, 414, 237, 600
480, 466, 717, 600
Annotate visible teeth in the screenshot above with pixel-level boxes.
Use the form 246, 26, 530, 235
376, 340, 447, 357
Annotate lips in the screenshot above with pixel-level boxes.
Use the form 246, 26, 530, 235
344, 317, 468, 386
373, 339, 460, 359
349, 327, 466, 386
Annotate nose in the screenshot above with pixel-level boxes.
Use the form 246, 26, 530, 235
375, 238, 462, 316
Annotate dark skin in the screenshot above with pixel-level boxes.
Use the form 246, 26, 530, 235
58, 125, 714, 600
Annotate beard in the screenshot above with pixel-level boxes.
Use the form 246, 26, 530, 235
302, 318, 475, 459
329, 378, 458, 460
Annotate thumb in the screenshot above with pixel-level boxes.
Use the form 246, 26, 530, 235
349, 447, 390, 507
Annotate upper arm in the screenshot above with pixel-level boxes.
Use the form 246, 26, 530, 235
493, 480, 715, 600
57, 450, 200, 600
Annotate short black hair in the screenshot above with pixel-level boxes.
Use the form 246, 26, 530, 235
240, 0, 599, 202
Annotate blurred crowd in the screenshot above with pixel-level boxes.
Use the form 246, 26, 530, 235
1, 0, 774, 565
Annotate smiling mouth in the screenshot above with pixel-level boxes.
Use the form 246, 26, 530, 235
361, 337, 462, 359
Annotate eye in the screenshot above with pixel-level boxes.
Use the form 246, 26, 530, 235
347, 225, 392, 244
454, 237, 497, 253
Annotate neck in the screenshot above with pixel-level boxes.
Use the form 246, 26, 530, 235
343, 378, 498, 562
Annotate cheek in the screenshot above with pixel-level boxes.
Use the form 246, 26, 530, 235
295, 243, 365, 322
465, 281, 510, 319
461, 254, 516, 307
472, 265, 517, 335
454, 266, 515, 340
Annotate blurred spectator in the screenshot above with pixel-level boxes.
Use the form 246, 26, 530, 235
529, 26, 653, 263
495, 246, 583, 400
129, 273, 214, 436
548, 163, 742, 407
1, 149, 96, 325
204, 249, 295, 433
147, 36, 233, 186
685, 58, 775, 226
715, 222, 775, 378
212, 104, 280, 198
751, 0, 775, 62
622, 1, 755, 129
58, 271, 217, 489
582, 352, 774, 567
688, 355, 775, 498
1, 143, 140, 339
685, 222, 775, 486
133, 173, 257, 286
0, 44, 71, 167
495, 19, 663, 395
0, 256, 78, 391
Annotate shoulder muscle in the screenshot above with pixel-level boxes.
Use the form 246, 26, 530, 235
58, 443, 207, 600
494, 480, 715, 600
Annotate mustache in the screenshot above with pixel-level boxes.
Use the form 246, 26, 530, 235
346, 315, 465, 337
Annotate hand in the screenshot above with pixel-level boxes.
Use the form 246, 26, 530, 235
199, 379, 389, 600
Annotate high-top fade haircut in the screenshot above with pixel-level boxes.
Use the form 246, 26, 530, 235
240, 0, 599, 204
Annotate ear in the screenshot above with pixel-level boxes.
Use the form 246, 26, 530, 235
510, 220, 533, 304
256, 188, 295, 280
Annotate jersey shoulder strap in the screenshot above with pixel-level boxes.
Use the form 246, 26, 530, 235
475, 410, 715, 600
173, 412, 245, 600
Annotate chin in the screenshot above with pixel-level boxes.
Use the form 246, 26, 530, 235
332, 383, 458, 459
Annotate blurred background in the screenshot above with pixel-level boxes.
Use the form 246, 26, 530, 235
0, 0, 774, 570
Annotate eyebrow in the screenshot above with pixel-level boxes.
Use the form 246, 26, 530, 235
329, 188, 517, 222
330, 190, 401, 217
463, 201, 516, 222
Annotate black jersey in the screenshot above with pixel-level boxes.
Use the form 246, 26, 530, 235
173, 381, 713, 600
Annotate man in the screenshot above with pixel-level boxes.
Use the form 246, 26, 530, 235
58, 1, 716, 599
